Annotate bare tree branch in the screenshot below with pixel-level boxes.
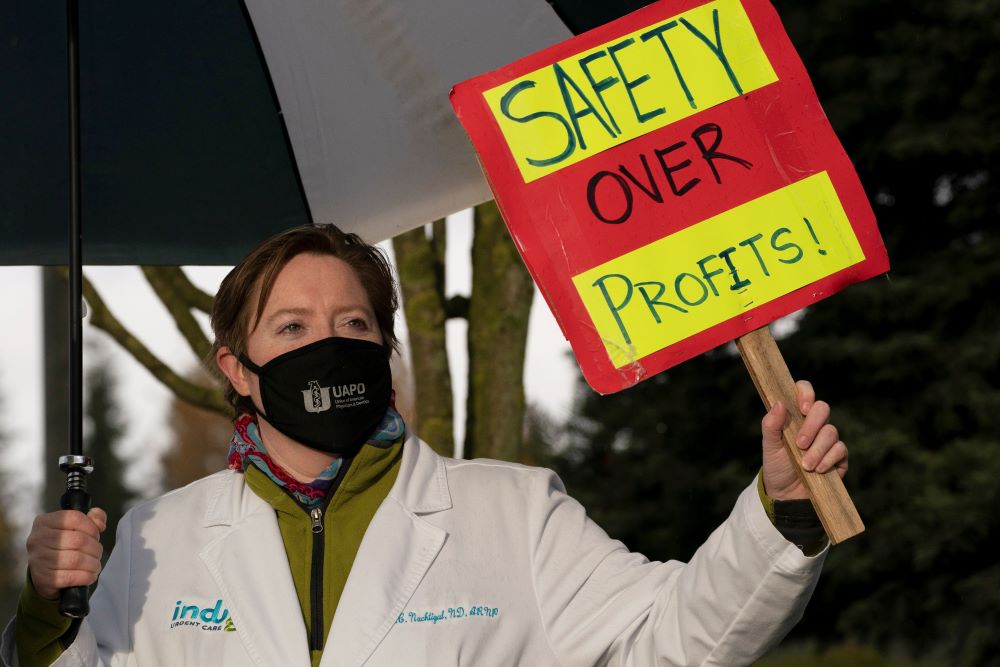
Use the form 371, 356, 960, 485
141, 267, 212, 361
161, 266, 214, 314
81, 273, 229, 418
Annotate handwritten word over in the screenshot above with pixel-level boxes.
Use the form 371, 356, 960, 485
586, 121, 752, 225
482, 0, 776, 183
572, 172, 865, 368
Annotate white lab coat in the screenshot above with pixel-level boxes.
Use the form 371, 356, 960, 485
2, 435, 825, 666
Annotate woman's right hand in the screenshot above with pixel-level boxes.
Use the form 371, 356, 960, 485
26, 508, 107, 601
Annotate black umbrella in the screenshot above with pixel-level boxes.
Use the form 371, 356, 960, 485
0, 0, 643, 616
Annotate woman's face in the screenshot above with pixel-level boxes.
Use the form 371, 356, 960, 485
227, 251, 384, 404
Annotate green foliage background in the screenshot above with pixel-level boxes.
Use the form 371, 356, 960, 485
551, 0, 1000, 664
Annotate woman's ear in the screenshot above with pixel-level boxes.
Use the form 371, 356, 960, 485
216, 346, 251, 397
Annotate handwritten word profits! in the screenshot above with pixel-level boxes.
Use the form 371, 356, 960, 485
592, 217, 827, 346
571, 171, 863, 365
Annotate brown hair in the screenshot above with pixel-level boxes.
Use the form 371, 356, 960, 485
210, 224, 399, 417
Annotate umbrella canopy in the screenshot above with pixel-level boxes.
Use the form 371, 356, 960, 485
1, 0, 652, 616
0, 0, 642, 265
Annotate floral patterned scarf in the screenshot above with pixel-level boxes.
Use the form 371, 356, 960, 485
227, 407, 405, 508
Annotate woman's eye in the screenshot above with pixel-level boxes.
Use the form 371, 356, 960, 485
346, 318, 368, 329
279, 322, 302, 334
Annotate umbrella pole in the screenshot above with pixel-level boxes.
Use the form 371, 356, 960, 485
59, 0, 94, 619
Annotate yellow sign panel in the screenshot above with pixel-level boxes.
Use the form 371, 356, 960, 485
483, 0, 778, 183
572, 172, 865, 368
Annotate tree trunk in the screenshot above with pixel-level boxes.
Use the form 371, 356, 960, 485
392, 221, 455, 456
466, 202, 534, 461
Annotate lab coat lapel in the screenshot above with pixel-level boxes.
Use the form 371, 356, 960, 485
323, 438, 451, 667
199, 474, 311, 667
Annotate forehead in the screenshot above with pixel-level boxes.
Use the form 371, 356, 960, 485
251, 252, 373, 324
272, 252, 366, 297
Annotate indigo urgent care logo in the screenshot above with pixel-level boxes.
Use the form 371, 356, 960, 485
170, 599, 236, 632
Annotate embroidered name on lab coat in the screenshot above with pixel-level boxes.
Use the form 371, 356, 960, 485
396, 605, 500, 625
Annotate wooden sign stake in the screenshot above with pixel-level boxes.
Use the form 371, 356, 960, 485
736, 326, 864, 544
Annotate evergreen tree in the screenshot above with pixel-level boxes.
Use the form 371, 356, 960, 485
83, 358, 137, 562
0, 378, 20, 620
773, 1, 1000, 663
555, 347, 758, 560
0, 507, 17, 619
554, 0, 999, 663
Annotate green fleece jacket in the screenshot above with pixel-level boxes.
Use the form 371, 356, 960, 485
15, 439, 402, 667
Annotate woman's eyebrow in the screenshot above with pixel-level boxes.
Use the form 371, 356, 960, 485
263, 304, 373, 325
264, 306, 312, 326
335, 304, 375, 316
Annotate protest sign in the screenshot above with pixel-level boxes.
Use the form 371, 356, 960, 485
452, 0, 888, 542
452, 0, 888, 392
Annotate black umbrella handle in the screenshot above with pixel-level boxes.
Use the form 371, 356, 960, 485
59, 455, 93, 618
62, 0, 90, 621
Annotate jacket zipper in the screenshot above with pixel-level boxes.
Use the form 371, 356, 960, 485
309, 506, 325, 652
280, 465, 350, 654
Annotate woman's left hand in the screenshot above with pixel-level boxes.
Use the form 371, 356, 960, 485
760, 380, 848, 501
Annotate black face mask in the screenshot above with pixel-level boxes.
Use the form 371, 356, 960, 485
239, 337, 392, 456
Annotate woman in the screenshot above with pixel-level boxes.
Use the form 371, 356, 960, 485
6, 224, 847, 666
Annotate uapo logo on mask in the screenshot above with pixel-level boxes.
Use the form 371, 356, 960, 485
170, 599, 236, 632
302, 380, 366, 413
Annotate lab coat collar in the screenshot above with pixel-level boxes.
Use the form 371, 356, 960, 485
198, 471, 311, 667
196, 434, 453, 667
202, 432, 451, 528
199, 432, 452, 527
388, 431, 453, 514
323, 434, 451, 667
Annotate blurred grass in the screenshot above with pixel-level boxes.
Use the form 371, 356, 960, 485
755, 643, 945, 667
